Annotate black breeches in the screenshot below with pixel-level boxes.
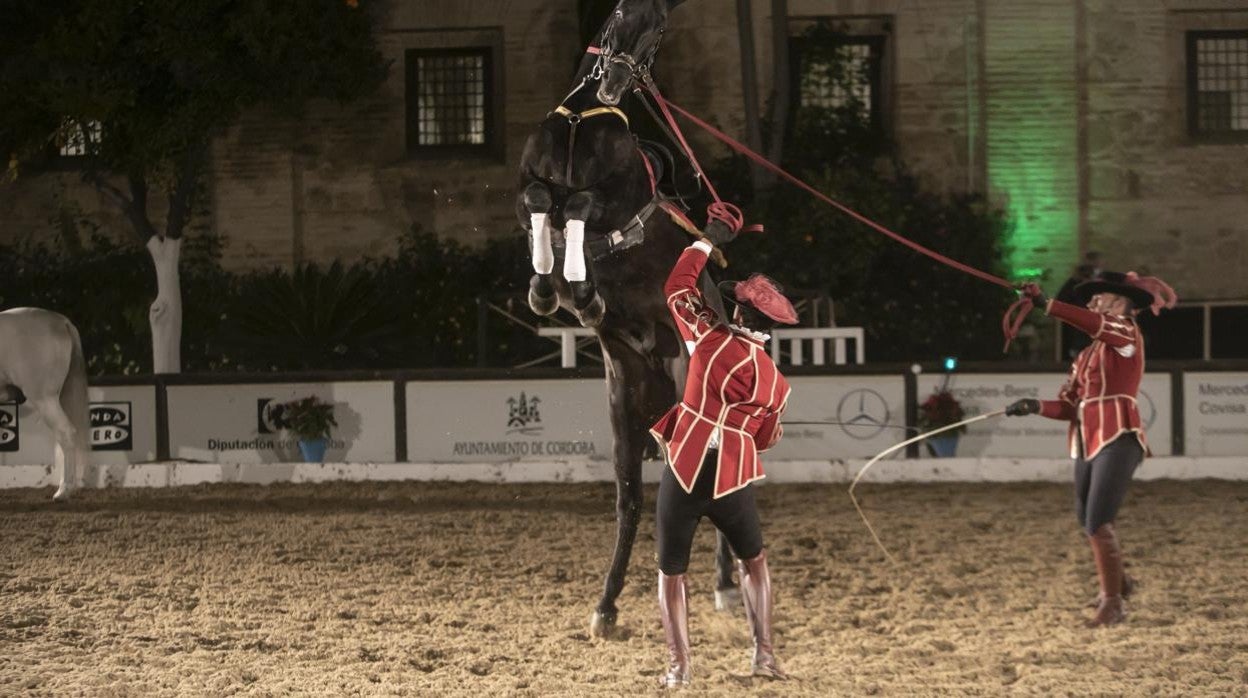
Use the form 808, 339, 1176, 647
1074, 434, 1144, 535
656, 450, 765, 575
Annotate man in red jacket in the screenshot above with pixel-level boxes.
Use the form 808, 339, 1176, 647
1007, 270, 1176, 627
649, 238, 797, 687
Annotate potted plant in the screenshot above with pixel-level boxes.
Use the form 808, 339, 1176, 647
282, 396, 338, 463
918, 389, 966, 457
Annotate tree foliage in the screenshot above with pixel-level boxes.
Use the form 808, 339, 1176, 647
0, 0, 388, 239
0, 224, 553, 375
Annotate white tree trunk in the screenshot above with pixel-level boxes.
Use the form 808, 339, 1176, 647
147, 236, 183, 374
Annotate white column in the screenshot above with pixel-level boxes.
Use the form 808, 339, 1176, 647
561, 331, 577, 368
147, 236, 183, 374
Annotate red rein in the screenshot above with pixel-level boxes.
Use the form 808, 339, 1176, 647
638, 83, 1048, 351
582, 42, 1046, 351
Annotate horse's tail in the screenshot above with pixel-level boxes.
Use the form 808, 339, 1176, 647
59, 320, 91, 461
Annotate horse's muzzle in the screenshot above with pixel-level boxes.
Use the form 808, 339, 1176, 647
597, 63, 632, 106
596, 82, 627, 106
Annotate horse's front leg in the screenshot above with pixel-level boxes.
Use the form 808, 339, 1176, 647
522, 181, 559, 316
591, 354, 647, 638
563, 190, 606, 328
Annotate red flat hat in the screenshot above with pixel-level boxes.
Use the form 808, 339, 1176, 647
718, 274, 799, 325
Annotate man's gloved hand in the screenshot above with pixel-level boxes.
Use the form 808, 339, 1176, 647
703, 219, 737, 248
1005, 399, 1041, 417
1020, 282, 1048, 309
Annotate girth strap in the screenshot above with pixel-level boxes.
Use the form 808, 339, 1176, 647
585, 196, 662, 261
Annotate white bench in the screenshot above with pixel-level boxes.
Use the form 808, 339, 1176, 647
537, 326, 597, 367
769, 327, 866, 366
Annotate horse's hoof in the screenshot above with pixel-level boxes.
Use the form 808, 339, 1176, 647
714, 587, 742, 613
573, 293, 606, 329
589, 610, 616, 638
528, 275, 558, 316
52, 487, 71, 502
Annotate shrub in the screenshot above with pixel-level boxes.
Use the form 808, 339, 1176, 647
917, 390, 967, 433
282, 396, 337, 441
220, 260, 406, 371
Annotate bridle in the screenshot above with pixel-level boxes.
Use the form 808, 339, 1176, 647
597, 8, 664, 82
548, 9, 665, 188
558, 8, 664, 108
541, 5, 708, 260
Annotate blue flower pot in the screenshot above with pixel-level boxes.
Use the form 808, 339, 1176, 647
927, 434, 959, 458
298, 438, 329, 463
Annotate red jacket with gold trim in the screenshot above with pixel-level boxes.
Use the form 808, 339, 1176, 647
1038, 299, 1149, 459
649, 243, 791, 498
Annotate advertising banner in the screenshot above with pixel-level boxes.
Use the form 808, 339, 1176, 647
406, 379, 613, 463
916, 373, 1172, 457
167, 382, 395, 463
0, 385, 158, 465
766, 375, 907, 459
1183, 372, 1248, 456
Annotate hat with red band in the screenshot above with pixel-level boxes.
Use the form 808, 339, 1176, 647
1074, 270, 1178, 315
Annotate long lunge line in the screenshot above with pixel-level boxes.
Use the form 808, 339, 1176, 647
643, 86, 1014, 291
848, 409, 1007, 564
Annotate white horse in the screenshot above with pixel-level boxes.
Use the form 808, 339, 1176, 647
0, 308, 91, 500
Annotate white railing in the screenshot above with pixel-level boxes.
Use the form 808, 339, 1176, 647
769, 327, 866, 366
537, 326, 597, 367
535, 326, 869, 368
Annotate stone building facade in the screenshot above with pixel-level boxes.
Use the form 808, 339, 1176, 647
2, 0, 1246, 300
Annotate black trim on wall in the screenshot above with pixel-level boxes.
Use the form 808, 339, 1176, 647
903, 369, 918, 459
1172, 369, 1185, 456
154, 376, 170, 461
394, 380, 408, 463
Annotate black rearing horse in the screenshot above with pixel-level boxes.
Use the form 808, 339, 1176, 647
516, 0, 741, 637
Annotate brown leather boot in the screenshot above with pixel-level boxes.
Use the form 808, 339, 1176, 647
658, 571, 691, 688
1086, 572, 1137, 608
1086, 524, 1126, 627
739, 551, 789, 679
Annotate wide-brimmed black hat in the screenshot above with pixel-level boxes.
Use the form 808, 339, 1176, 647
1073, 271, 1156, 309
717, 276, 799, 325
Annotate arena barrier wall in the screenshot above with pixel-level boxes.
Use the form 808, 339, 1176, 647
1, 362, 1245, 489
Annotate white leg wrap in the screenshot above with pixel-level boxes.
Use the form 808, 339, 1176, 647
563, 220, 587, 282
530, 213, 553, 274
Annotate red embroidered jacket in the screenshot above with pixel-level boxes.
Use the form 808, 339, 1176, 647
650, 242, 791, 498
1038, 299, 1149, 459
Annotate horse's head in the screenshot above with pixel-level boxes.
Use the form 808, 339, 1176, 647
595, 0, 684, 106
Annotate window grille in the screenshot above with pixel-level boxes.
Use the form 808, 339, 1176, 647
1187, 31, 1248, 139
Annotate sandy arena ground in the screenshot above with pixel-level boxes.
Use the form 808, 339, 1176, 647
2, 478, 1246, 696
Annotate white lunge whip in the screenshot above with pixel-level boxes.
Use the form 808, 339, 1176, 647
848, 409, 1007, 564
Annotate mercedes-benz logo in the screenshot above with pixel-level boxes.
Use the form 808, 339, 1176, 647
835, 388, 891, 440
